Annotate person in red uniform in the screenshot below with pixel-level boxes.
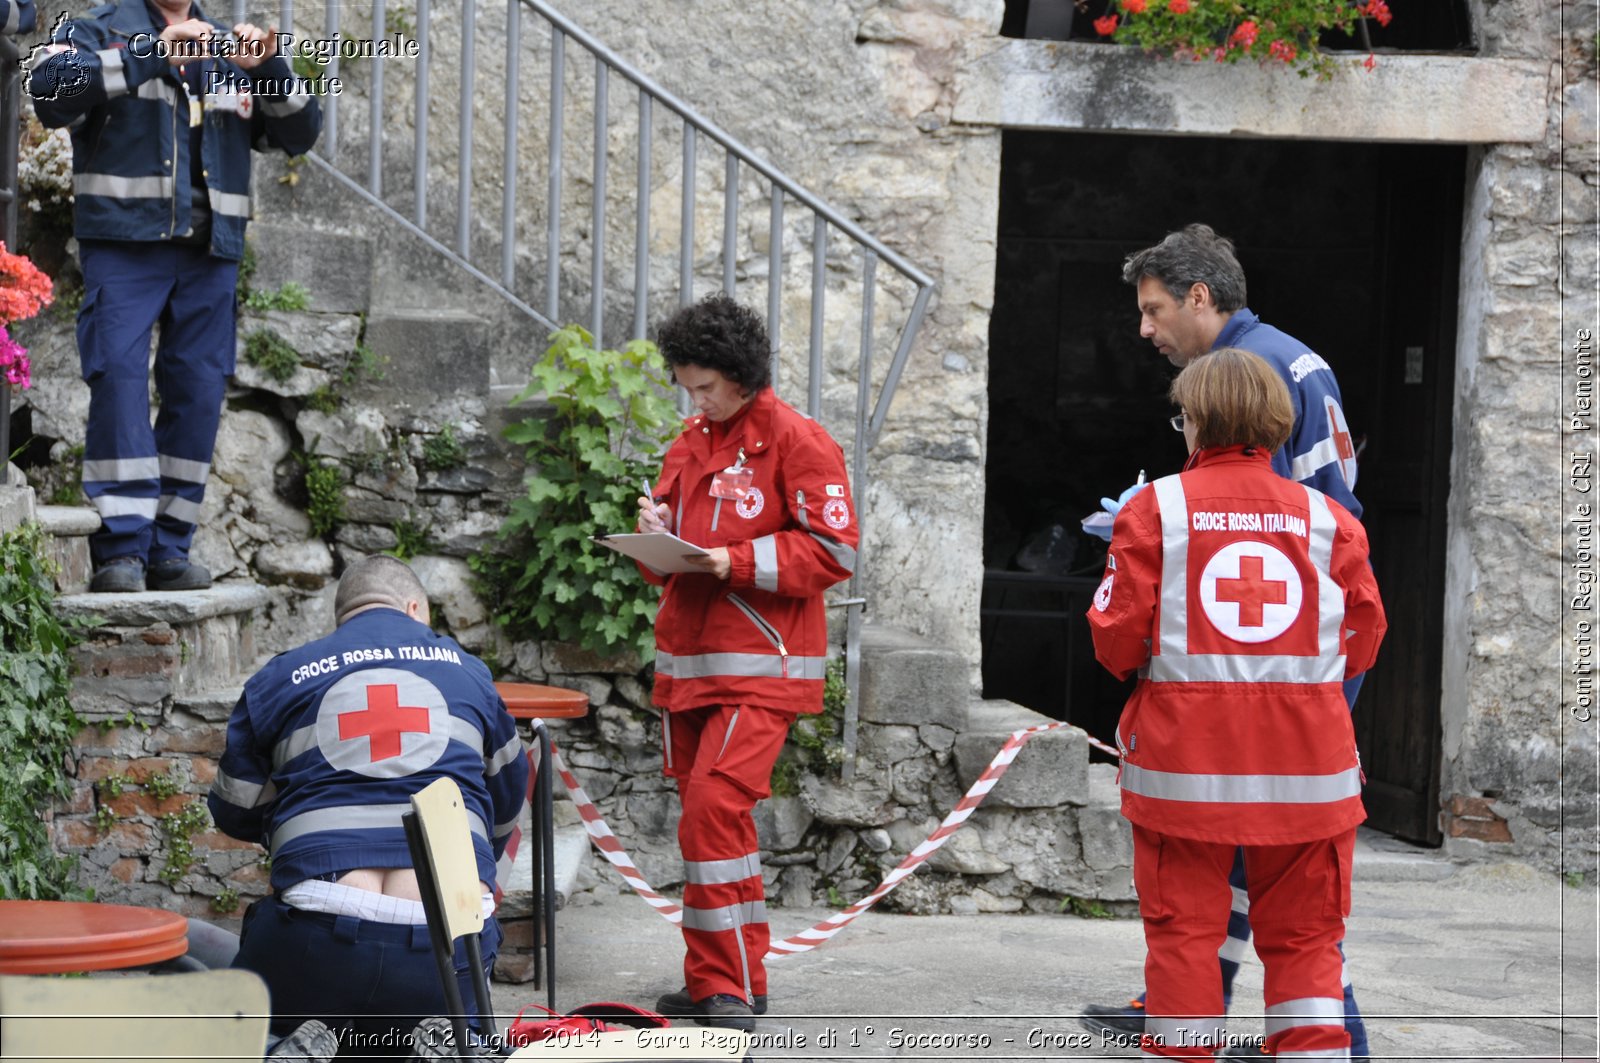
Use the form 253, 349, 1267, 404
634, 293, 858, 1032
1087, 348, 1386, 1061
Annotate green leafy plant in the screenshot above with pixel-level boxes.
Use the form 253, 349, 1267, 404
1090, 0, 1393, 78
421, 423, 467, 471
243, 281, 310, 313
235, 240, 258, 302
97, 773, 132, 799
342, 341, 386, 386
91, 805, 118, 832
243, 328, 301, 382
305, 386, 341, 413
157, 801, 212, 886
0, 523, 89, 900
144, 770, 183, 801
475, 326, 679, 655
772, 657, 849, 793
211, 886, 241, 915
389, 519, 431, 562
303, 459, 346, 538
1059, 894, 1114, 919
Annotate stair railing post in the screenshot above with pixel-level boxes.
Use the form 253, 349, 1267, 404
839, 251, 875, 780
501, 0, 520, 288
544, 27, 564, 323
367, 0, 384, 196
589, 55, 607, 346
322, 0, 338, 160
456, 0, 476, 259
632, 89, 650, 341
413, 0, 429, 227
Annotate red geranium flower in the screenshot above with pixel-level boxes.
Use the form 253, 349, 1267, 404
1363, 0, 1393, 27
0, 242, 53, 326
1094, 13, 1119, 35
1122, 0, 1147, 13
1363, 52, 1377, 69
1167, 0, 1190, 13
1231, 19, 1259, 47
1269, 39, 1296, 63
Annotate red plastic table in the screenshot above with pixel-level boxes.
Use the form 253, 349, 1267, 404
493, 682, 590, 1009
0, 900, 188, 974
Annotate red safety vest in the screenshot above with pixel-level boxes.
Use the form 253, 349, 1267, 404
1087, 446, 1386, 845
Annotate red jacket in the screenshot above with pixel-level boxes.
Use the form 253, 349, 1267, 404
1087, 446, 1386, 845
643, 388, 857, 714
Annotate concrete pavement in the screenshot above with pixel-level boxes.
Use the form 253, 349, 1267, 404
496, 829, 1598, 1062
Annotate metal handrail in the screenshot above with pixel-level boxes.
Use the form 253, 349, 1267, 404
0, 33, 20, 474
297, 0, 937, 774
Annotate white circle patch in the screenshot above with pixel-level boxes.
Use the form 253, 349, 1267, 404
735, 487, 765, 519
1198, 541, 1303, 644
1324, 398, 1358, 489
823, 498, 851, 530
316, 667, 451, 778
1093, 572, 1114, 612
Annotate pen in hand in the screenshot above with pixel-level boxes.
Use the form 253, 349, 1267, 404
640, 478, 669, 533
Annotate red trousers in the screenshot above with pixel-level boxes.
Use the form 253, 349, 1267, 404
662, 704, 794, 1003
1133, 825, 1355, 1061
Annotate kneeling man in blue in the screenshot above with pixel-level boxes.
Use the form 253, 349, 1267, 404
208, 556, 529, 1051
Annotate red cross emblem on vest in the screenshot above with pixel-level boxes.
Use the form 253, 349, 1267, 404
1214, 555, 1288, 628
1324, 397, 1359, 489
339, 683, 432, 762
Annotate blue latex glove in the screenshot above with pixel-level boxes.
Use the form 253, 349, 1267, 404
1083, 480, 1149, 542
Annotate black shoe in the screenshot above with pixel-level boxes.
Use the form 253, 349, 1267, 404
1079, 999, 1147, 1038
90, 556, 146, 593
267, 1019, 339, 1063
146, 556, 212, 591
695, 994, 755, 1033
657, 986, 768, 1017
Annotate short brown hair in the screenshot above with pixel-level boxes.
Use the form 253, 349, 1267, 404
1169, 347, 1293, 452
335, 555, 428, 625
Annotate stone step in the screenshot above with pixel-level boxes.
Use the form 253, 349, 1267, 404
357, 309, 492, 415
58, 582, 271, 723
858, 623, 970, 732
246, 218, 375, 316
38, 504, 98, 593
954, 698, 1090, 807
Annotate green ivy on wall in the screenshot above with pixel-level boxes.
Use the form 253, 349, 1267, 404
0, 523, 88, 899
474, 326, 680, 657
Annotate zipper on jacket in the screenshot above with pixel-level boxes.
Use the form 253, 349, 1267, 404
727, 593, 789, 679
167, 70, 180, 238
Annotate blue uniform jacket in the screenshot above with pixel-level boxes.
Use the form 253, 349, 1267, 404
3, 0, 36, 34
1213, 309, 1363, 521
208, 608, 529, 893
27, 0, 321, 261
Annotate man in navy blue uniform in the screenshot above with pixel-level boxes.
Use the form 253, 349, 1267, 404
209, 556, 528, 1055
1080, 223, 1372, 1061
28, 0, 321, 592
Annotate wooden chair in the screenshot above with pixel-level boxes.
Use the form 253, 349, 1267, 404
403, 776, 499, 1061
0, 968, 270, 1063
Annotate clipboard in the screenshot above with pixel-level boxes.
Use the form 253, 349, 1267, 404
592, 532, 712, 573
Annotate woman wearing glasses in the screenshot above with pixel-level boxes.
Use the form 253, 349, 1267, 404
1086, 347, 1386, 1062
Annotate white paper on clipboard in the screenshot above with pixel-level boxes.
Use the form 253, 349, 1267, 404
592, 532, 712, 573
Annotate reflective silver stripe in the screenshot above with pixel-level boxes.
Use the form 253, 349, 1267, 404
273, 724, 318, 769
1305, 487, 1346, 661
1264, 998, 1347, 1037
271, 803, 488, 853
83, 457, 160, 482
809, 532, 857, 574
679, 900, 768, 934
1290, 437, 1340, 482
1121, 763, 1362, 805
1144, 1017, 1225, 1048
752, 535, 779, 592
3, 5, 21, 32
484, 734, 523, 778
654, 650, 827, 681
1147, 651, 1345, 684
494, 809, 523, 839
157, 494, 203, 524
1218, 934, 1251, 964
1153, 475, 1191, 665
159, 454, 211, 484
1147, 474, 1346, 684
210, 768, 275, 809
260, 88, 312, 116
76, 173, 174, 200
91, 494, 158, 519
208, 187, 252, 218
1231, 885, 1250, 914
445, 716, 484, 749
136, 78, 181, 104
96, 49, 127, 96
661, 710, 674, 770
684, 853, 762, 885
717, 709, 740, 760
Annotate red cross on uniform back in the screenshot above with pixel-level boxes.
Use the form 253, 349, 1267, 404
1214, 554, 1289, 628
339, 684, 432, 761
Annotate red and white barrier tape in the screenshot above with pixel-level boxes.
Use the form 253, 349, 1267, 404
549, 723, 1120, 960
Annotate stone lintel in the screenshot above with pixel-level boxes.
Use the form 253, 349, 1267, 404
954, 41, 1549, 145
55, 582, 271, 626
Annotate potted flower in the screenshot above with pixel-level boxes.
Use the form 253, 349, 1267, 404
0, 241, 54, 465
1086, 0, 1394, 78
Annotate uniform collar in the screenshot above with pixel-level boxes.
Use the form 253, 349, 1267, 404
683, 386, 777, 461
1211, 308, 1260, 351
1183, 443, 1274, 472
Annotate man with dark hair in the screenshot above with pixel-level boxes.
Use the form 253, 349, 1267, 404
636, 292, 858, 1031
29, 0, 321, 593
209, 555, 527, 1054
1081, 223, 1372, 1061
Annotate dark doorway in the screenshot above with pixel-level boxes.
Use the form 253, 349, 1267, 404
982, 131, 1463, 845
